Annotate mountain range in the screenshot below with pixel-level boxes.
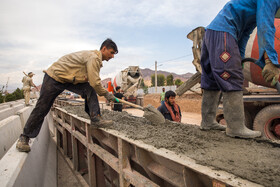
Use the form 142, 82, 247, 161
101, 68, 194, 87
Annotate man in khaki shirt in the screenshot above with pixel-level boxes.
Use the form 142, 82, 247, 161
16, 38, 118, 152
22, 72, 38, 106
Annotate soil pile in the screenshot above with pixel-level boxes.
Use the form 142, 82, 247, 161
62, 105, 280, 186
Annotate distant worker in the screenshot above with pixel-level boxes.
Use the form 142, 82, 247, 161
22, 72, 38, 106
200, 0, 280, 138
160, 87, 165, 105
157, 90, 181, 122
16, 38, 118, 152
113, 86, 124, 112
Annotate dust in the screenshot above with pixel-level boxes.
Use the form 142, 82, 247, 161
62, 105, 280, 186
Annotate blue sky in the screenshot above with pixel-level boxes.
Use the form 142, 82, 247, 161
0, 0, 229, 90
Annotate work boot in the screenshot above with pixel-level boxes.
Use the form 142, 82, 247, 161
223, 91, 261, 138
200, 90, 226, 131
16, 135, 30, 152
90, 115, 113, 127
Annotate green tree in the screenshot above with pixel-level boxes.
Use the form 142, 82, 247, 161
166, 74, 174, 86
157, 74, 165, 86
5, 93, 16, 102
175, 79, 183, 87
14, 88, 24, 100
0, 92, 3, 103
151, 74, 166, 87
140, 79, 145, 88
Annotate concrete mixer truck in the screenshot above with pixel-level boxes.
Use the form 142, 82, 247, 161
176, 18, 280, 140
107, 66, 144, 106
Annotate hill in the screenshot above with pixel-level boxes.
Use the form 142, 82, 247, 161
140, 68, 193, 82
101, 68, 194, 87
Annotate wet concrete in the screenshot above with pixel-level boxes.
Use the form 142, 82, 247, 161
62, 105, 280, 186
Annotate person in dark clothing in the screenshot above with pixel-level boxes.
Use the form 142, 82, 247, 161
113, 86, 124, 112
157, 90, 181, 122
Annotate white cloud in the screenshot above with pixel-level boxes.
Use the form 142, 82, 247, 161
0, 0, 229, 90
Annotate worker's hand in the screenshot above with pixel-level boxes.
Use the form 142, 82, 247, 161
105, 92, 116, 102
262, 53, 280, 86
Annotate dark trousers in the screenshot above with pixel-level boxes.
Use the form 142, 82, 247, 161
200, 29, 244, 92
23, 74, 100, 138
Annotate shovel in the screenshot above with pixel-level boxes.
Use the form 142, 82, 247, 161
115, 98, 165, 124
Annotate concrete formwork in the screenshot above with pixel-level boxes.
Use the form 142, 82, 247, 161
0, 104, 25, 121
0, 116, 22, 159
52, 106, 262, 187
16, 105, 35, 129
0, 112, 57, 187
0, 105, 9, 111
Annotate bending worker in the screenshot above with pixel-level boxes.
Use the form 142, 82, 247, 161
157, 90, 181, 122
22, 72, 38, 106
16, 38, 118, 152
200, 0, 280, 138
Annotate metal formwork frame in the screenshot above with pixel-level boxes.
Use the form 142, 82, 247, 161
52, 106, 262, 187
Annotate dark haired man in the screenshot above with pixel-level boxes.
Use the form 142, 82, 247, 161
16, 38, 118, 152
113, 86, 124, 112
157, 90, 181, 122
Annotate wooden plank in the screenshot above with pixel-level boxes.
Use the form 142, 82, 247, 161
118, 139, 131, 187
57, 146, 89, 187
123, 169, 159, 187
86, 122, 97, 187
70, 116, 79, 171
87, 142, 119, 173
147, 162, 185, 186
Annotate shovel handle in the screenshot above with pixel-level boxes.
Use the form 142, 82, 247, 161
117, 99, 144, 110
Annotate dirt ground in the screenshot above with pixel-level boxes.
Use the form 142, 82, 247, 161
143, 93, 202, 114
99, 93, 202, 114
62, 103, 280, 187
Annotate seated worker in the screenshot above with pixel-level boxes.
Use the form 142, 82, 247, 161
113, 86, 124, 112
157, 90, 181, 122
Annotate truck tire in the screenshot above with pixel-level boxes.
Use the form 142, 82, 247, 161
253, 104, 280, 140
215, 109, 252, 128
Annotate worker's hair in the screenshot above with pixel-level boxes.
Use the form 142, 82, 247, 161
165, 90, 176, 100
116, 86, 121, 91
162, 88, 165, 91
100, 38, 118, 54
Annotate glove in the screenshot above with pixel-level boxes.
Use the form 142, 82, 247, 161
105, 92, 116, 102
262, 52, 280, 86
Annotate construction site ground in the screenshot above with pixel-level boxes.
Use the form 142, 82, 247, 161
61, 93, 280, 186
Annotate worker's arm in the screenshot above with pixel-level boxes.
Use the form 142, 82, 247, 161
29, 78, 39, 91
86, 57, 108, 96
256, 0, 280, 68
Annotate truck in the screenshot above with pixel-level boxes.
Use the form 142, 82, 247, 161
107, 66, 144, 106
176, 18, 280, 140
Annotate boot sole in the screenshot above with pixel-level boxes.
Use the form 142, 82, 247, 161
16, 146, 31, 152
226, 133, 261, 139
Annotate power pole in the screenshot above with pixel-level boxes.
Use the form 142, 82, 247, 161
155, 61, 157, 93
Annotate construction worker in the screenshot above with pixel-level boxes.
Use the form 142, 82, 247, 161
200, 0, 280, 138
157, 90, 181, 122
16, 38, 118, 152
112, 86, 124, 112
22, 72, 38, 106
160, 87, 165, 105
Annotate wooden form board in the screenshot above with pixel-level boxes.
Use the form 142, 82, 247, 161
52, 106, 262, 187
